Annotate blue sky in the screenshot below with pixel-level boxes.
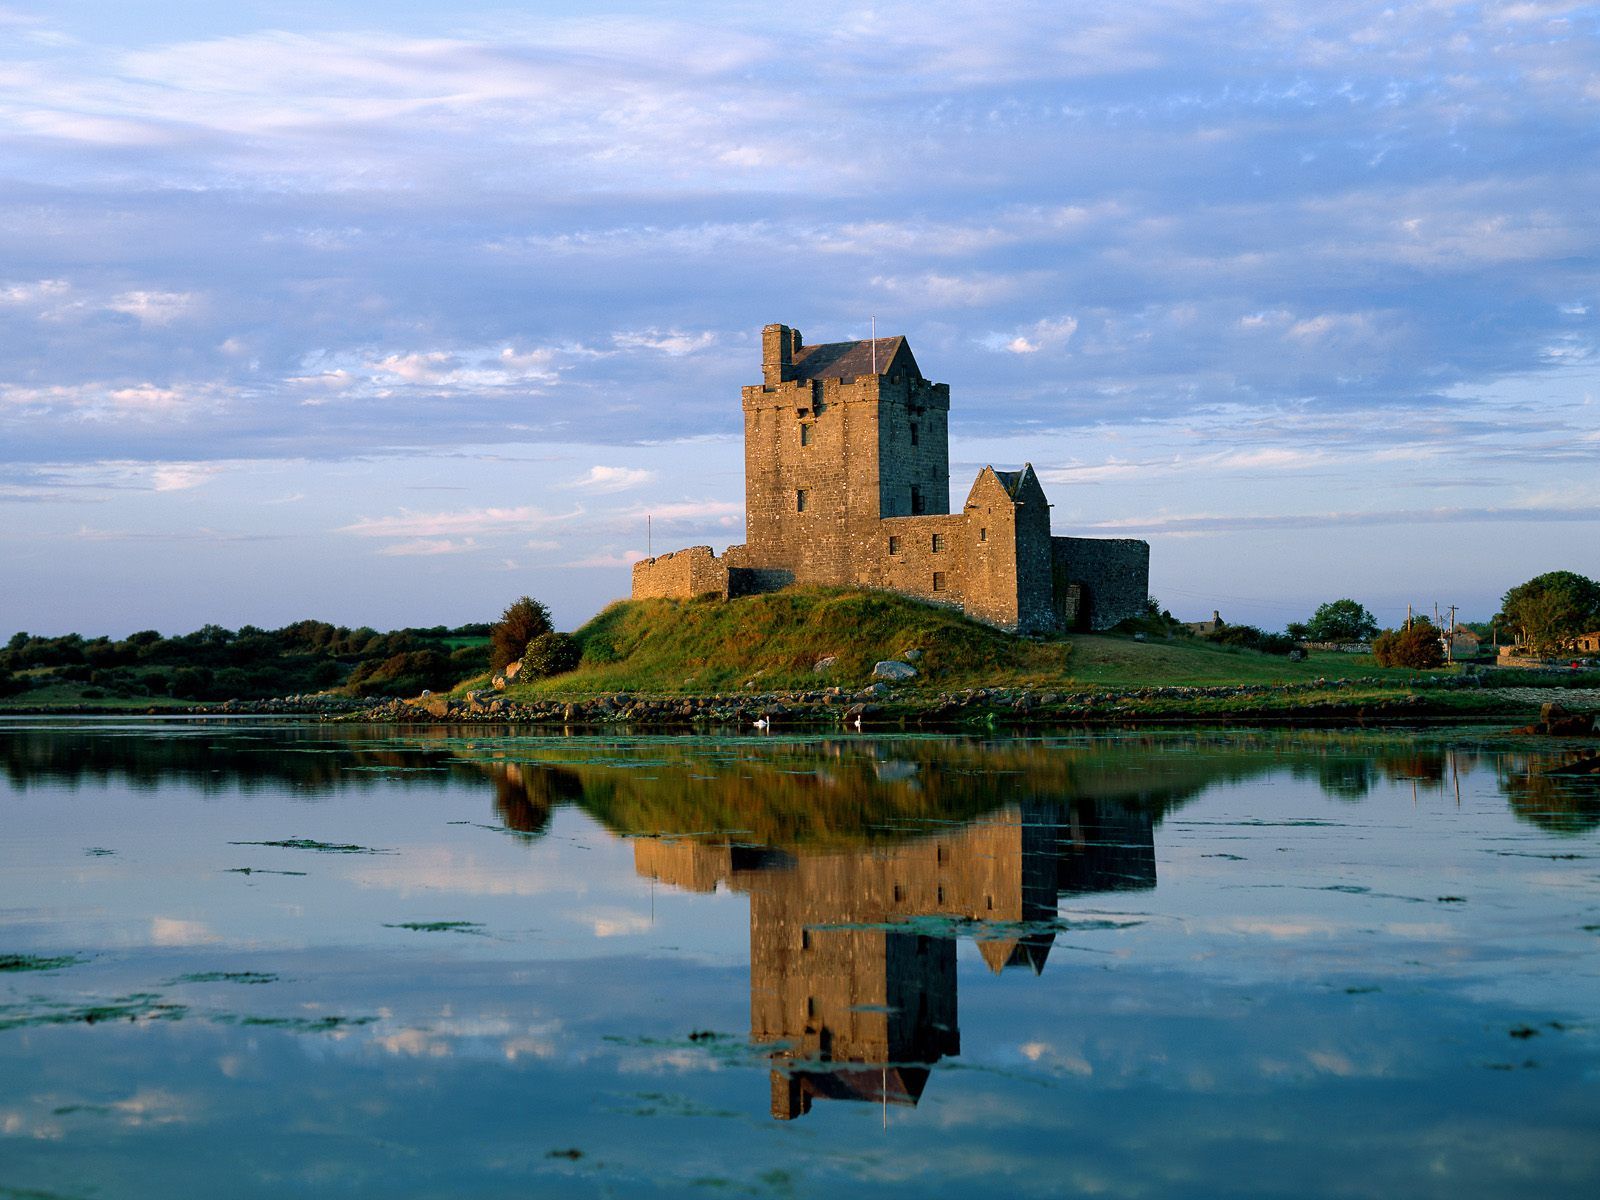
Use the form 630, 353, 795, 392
2, 0, 1597, 635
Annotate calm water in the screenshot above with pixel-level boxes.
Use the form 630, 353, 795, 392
2, 720, 1599, 1198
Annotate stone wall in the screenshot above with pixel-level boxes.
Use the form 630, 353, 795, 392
1051, 537, 1150, 631
853, 514, 968, 609
630, 546, 730, 600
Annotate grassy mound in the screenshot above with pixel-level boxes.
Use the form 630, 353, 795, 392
507, 587, 1068, 696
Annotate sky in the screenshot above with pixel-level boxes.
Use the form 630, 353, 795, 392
1, 0, 1597, 636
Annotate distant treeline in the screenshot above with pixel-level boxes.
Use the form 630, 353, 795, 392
0, 620, 492, 702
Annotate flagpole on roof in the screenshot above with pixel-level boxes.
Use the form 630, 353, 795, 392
871, 315, 876, 373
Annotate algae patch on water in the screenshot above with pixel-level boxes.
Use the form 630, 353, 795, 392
0, 954, 87, 973
383, 921, 486, 934
168, 971, 280, 985
229, 838, 391, 854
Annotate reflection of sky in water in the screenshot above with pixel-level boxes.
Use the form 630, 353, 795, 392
1, 721, 1598, 1197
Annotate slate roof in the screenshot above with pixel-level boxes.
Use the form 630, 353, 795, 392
791, 336, 917, 382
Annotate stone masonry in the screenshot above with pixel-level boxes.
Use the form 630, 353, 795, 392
631, 324, 1150, 632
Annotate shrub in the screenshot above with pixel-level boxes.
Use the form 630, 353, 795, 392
491, 597, 554, 670
1200, 624, 1296, 656
1372, 622, 1445, 669
347, 649, 456, 696
520, 632, 581, 679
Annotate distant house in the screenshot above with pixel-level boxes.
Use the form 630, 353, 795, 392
1185, 610, 1224, 636
1449, 626, 1482, 658
1577, 631, 1600, 654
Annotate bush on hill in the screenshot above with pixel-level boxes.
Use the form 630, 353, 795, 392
1372, 621, 1445, 669
521, 632, 581, 679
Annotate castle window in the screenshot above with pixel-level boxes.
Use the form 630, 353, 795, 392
796, 489, 808, 513
888, 535, 901, 555
893, 884, 905, 903
910, 423, 919, 446
932, 571, 946, 592
910, 486, 924, 515
799, 423, 813, 447
979, 527, 987, 542
931, 533, 945, 554
814, 398, 826, 416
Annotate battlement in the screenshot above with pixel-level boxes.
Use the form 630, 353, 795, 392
631, 546, 730, 600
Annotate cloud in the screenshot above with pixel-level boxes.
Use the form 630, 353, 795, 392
339, 505, 581, 538
105, 291, 196, 326
149, 463, 222, 492
1083, 501, 1600, 536
986, 315, 1079, 354
559, 465, 654, 493
565, 549, 646, 569
377, 537, 481, 556
0, 279, 70, 305
611, 329, 716, 356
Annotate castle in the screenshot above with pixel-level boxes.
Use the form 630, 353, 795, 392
632, 323, 1149, 632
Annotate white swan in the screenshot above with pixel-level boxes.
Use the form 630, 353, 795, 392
752, 716, 771, 731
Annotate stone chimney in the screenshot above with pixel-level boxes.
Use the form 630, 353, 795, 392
762, 323, 797, 385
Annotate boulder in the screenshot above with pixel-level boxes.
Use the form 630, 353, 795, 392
902, 649, 923, 663
813, 655, 837, 674
873, 660, 918, 681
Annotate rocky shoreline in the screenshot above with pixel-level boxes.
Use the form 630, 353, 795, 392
8, 678, 1598, 732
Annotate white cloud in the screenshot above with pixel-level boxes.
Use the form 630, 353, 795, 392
106, 290, 196, 326
986, 314, 1079, 354
339, 505, 581, 538
0, 278, 69, 305
377, 537, 481, 556
559, 465, 654, 493
611, 329, 716, 356
565, 549, 646, 569
149, 463, 222, 492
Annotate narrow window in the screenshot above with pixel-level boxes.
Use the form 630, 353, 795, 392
979, 527, 987, 542
888, 535, 901, 555
796, 489, 808, 513
801, 929, 812, 950
893, 884, 905, 903
910, 486, 924, 515
909, 423, 919, 446
800, 423, 813, 447
932, 571, 946, 592
931, 533, 945, 554
806, 996, 816, 1019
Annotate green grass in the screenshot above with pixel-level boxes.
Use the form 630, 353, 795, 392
508, 588, 1068, 697
501, 587, 1472, 700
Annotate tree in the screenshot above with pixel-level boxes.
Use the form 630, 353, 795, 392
1372, 619, 1444, 669
1501, 571, 1600, 653
491, 597, 553, 670
1297, 598, 1379, 643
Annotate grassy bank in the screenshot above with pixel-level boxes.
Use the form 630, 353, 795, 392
500, 587, 1492, 700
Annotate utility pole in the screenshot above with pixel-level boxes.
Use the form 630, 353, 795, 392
1406, 603, 1412, 630
1448, 604, 1457, 663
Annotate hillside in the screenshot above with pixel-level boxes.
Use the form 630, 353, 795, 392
501, 587, 1414, 700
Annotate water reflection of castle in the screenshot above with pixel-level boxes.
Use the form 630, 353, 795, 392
634, 799, 1156, 1120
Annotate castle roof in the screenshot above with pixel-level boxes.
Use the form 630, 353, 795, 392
989, 463, 1037, 499
791, 336, 918, 382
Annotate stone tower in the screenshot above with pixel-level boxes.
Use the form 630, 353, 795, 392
740, 324, 951, 584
